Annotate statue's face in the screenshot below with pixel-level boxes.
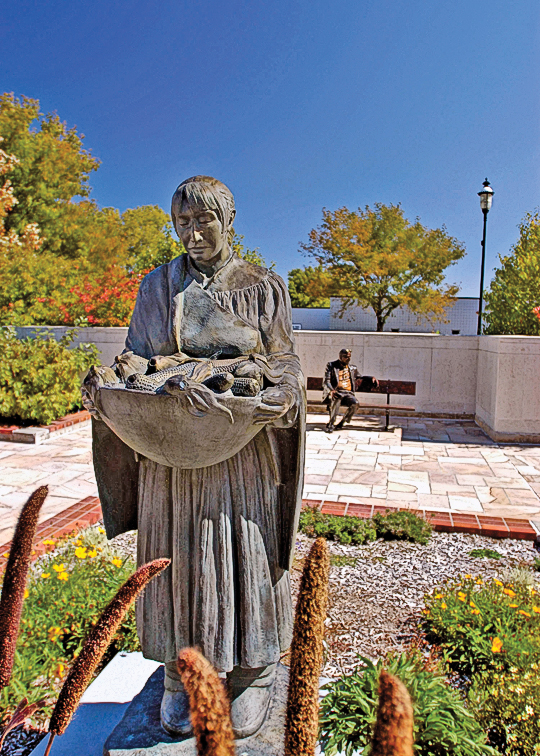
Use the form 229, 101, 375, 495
174, 201, 231, 267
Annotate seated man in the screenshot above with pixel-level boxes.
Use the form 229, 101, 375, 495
322, 349, 377, 432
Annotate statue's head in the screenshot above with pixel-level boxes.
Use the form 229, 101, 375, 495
171, 176, 236, 268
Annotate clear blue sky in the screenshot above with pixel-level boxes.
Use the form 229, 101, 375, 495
2, 1, 539, 294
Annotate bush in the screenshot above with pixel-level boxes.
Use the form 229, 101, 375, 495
468, 664, 540, 756
0, 527, 139, 726
0, 327, 97, 425
319, 651, 494, 756
373, 509, 432, 545
299, 507, 377, 545
423, 576, 540, 676
469, 548, 502, 560
298, 507, 432, 546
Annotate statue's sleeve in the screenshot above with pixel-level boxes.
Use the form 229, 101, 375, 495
258, 272, 306, 570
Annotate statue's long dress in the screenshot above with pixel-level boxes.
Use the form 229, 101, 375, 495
92, 253, 305, 673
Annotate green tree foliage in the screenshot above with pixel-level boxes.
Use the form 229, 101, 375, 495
301, 204, 465, 331
483, 210, 540, 335
0, 93, 100, 258
287, 267, 330, 308
232, 233, 274, 269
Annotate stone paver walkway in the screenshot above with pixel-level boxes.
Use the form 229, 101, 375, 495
1, 416, 540, 549
304, 414, 540, 528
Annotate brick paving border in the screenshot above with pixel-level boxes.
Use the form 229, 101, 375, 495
0, 409, 91, 442
303, 498, 539, 540
0, 496, 102, 572
1, 492, 537, 574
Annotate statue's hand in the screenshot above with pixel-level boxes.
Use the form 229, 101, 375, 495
82, 365, 119, 417
252, 386, 295, 425
161, 376, 234, 423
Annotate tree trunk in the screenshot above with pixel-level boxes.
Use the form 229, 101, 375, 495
376, 313, 384, 331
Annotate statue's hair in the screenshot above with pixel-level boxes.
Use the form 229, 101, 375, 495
171, 176, 236, 244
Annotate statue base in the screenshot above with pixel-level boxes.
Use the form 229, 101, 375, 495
104, 664, 288, 756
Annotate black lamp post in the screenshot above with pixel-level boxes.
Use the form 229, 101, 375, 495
477, 178, 494, 335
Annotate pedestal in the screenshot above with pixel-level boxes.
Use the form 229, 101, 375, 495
104, 664, 289, 756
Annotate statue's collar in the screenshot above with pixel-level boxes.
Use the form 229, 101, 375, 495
186, 251, 235, 289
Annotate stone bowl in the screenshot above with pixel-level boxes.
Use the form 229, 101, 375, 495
95, 386, 263, 469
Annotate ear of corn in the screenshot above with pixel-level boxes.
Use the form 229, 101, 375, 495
285, 537, 330, 756
177, 647, 235, 756
0, 486, 48, 688
370, 669, 414, 756
48, 558, 170, 736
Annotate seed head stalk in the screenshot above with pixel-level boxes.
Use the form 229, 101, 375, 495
371, 670, 414, 756
177, 648, 235, 756
45, 558, 170, 750
0, 486, 48, 688
284, 537, 330, 756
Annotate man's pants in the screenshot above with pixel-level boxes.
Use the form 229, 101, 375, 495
327, 390, 359, 427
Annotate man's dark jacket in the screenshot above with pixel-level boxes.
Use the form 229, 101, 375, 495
322, 360, 359, 403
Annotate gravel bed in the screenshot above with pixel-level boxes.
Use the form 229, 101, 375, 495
290, 531, 540, 678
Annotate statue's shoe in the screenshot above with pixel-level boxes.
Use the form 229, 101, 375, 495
230, 679, 273, 739
160, 688, 193, 737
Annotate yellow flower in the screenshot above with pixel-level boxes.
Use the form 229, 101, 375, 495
2, 552, 9, 558
57, 571, 69, 581
470, 600, 476, 608
42, 539, 56, 546
492, 637, 503, 653
52, 564, 65, 572
98, 527, 105, 534
471, 609, 480, 615
87, 549, 97, 558
74, 547, 87, 559
533, 607, 540, 614
494, 579, 503, 587
503, 588, 516, 597
509, 604, 518, 608
112, 557, 123, 568
48, 626, 62, 642
76, 540, 82, 546
457, 592, 466, 602
518, 610, 531, 617
464, 574, 472, 579
41, 572, 51, 579
435, 593, 443, 599
476, 578, 483, 584
24, 589, 29, 599
441, 602, 447, 609
55, 663, 65, 677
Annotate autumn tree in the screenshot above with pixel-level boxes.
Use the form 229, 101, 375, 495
287, 267, 330, 308
483, 210, 540, 335
300, 204, 465, 331
232, 233, 274, 269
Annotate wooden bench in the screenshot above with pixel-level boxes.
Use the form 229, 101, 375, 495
306, 377, 416, 431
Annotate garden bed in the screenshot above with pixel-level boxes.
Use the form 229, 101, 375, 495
0, 409, 91, 444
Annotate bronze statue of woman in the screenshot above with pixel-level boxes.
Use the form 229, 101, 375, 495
89, 176, 305, 739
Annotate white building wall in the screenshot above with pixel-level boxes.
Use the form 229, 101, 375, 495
291, 308, 329, 330
330, 297, 479, 335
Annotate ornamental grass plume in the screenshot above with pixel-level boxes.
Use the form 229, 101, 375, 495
177, 647, 235, 756
284, 536, 330, 756
43, 558, 170, 756
0, 486, 48, 689
370, 670, 414, 756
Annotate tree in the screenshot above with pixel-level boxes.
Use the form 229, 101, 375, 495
0, 93, 100, 257
287, 267, 330, 308
123, 205, 183, 272
232, 233, 274, 269
483, 211, 540, 335
300, 203, 465, 331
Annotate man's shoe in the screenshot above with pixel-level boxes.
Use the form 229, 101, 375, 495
325, 423, 334, 433
335, 420, 345, 430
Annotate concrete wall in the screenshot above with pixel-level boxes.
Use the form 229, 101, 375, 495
9, 326, 540, 442
475, 336, 540, 443
294, 331, 479, 415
